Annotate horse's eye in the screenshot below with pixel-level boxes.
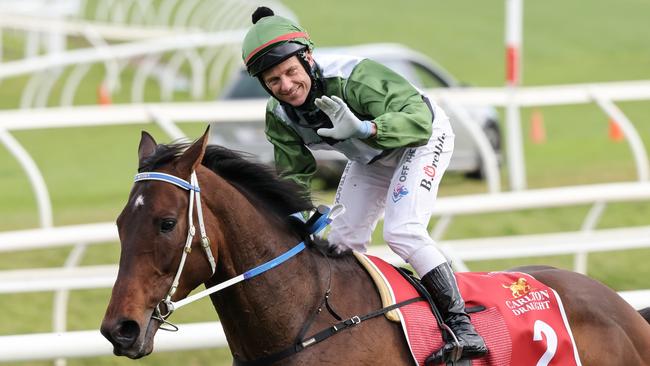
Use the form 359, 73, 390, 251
160, 219, 177, 233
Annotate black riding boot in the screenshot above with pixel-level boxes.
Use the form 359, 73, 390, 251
421, 262, 488, 365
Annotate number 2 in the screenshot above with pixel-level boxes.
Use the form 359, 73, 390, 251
533, 320, 557, 366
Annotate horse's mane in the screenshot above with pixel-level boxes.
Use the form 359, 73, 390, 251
203, 145, 318, 218
139, 143, 313, 215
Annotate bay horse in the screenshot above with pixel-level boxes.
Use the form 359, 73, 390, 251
101, 128, 650, 365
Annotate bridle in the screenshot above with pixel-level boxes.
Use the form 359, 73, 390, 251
132, 170, 339, 331
133, 171, 216, 330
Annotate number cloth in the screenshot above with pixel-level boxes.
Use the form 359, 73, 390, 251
362, 254, 582, 366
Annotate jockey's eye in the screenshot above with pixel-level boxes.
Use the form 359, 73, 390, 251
160, 218, 177, 233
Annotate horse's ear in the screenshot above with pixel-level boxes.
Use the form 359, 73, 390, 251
177, 126, 210, 174
138, 131, 157, 165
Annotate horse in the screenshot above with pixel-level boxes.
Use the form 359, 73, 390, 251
101, 128, 650, 365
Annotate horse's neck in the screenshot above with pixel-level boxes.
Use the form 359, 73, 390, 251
214, 243, 332, 360
212, 236, 380, 361
204, 187, 330, 359
208, 190, 303, 278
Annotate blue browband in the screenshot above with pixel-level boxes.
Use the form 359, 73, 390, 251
134, 172, 200, 192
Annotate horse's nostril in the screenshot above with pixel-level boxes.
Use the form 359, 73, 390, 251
113, 320, 140, 347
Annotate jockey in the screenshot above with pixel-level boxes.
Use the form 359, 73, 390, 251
241, 7, 487, 363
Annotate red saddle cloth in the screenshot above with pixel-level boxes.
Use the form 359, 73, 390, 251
363, 254, 582, 366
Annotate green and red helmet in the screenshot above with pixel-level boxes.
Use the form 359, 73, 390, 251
242, 9, 314, 77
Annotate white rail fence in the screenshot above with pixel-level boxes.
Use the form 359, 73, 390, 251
0, 12, 190, 42
0, 3, 297, 108
77, 0, 295, 29
0, 30, 248, 108
0, 0, 296, 55
0, 322, 227, 362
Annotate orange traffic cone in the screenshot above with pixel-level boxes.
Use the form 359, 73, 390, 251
97, 83, 112, 106
608, 119, 624, 142
530, 108, 546, 144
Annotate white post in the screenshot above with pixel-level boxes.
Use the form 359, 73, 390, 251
45, 14, 67, 56
147, 106, 188, 141
505, 0, 526, 190
591, 91, 650, 182
0, 128, 53, 228
25, 30, 41, 58
438, 96, 501, 193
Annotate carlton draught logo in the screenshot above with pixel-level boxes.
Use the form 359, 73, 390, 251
503, 277, 532, 298
503, 277, 552, 316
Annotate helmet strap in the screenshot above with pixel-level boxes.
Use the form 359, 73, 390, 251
297, 51, 325, 108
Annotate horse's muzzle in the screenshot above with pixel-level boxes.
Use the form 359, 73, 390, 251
101, 318, 139, 347
100, 315, 158, 359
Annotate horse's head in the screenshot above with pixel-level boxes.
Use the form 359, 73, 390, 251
101, 128, 218, 358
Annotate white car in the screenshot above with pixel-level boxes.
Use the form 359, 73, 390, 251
211, 43, 501, 187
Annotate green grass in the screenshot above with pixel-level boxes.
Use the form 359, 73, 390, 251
1, 0, 650, 365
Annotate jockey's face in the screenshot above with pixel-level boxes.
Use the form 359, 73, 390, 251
261, 52, 313, 107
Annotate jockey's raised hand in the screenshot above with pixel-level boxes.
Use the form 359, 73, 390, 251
315, 95, 375, 140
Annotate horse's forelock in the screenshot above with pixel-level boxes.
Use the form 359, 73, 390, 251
138, 143, 188, 172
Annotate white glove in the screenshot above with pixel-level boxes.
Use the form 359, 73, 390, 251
315, 95, 374, 140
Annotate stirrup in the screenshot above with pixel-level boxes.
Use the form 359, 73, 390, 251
425, 322, 477, 366
425, 342, 463, 366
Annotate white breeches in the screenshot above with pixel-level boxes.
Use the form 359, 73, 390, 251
327, 109, 455, 277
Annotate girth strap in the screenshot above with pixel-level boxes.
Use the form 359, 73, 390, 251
233, 296, 422, 366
